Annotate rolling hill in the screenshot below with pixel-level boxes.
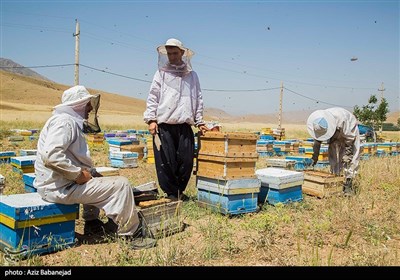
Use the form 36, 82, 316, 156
0, 61, 398, 127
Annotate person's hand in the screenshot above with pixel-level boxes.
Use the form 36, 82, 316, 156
148, 122, 158, 136
311, 155, 318, 166
197, 124, 209, 136
75, 169, 92, 185
342, 154, 351, 164
90, 168, 103, 178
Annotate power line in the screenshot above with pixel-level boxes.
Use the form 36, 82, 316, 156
0, 63, 75, 69
283, 86, 353, 109
80, 64, 152, 84
202, 87, 280, 92
0, 62, 374, 109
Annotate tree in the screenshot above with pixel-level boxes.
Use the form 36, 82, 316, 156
353, 95, 389, 131
397, 117, 400, 128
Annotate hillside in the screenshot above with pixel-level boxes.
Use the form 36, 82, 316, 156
0, 69, 398, 126
0, 58, 51, 81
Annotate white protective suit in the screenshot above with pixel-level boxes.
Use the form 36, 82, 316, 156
307, 107, 361, 180
34, 86, 139, 235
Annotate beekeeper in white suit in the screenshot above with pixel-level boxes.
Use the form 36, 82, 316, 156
307, 107, 361, 196
34, 85, 156, 249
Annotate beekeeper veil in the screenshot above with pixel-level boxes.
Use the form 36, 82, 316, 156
54, 85, 101, 134
157, 38, 194, 76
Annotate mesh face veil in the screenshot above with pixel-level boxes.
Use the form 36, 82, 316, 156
157, 39, 194, 76
83, 94, 101, 134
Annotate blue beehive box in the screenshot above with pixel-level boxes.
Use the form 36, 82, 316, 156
196, 176, 260, 195
197, 189, 258, 215
23, 173, 36, 193
110, 158, 138, 168
258, 185, 303, 205
0, 193, 79, 259
19, 149, 37, 156
0, 151, 16, 163
256, 167, 304, 205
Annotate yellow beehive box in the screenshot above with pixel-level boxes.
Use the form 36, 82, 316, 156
199, 131, 258, 158
302, 170, 344, 198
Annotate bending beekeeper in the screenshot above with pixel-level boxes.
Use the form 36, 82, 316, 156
306, 107, 361, 196
34, 85, 156, 249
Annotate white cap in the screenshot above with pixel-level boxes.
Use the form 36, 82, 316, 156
54, 85, 94, 108
157, 38, 194, 57
306, 109, 336, 141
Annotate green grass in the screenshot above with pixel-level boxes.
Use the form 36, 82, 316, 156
0, 123, 399, 266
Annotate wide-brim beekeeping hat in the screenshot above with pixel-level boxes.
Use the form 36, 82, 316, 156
306, 109, 336, 141
157, 38, 194, 58
54, 85, 96, 108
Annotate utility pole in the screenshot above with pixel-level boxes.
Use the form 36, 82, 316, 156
73, 19, 80, 86
378, 82, 385, 135
278, 81, 283, 130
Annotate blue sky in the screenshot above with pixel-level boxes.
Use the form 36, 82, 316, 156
1, 0, 399, 116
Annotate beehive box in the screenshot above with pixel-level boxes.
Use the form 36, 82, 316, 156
110, 158, 138, 168
256, 167, 304, 188
196, 154, 257, 180
95, 166, 120, 177
0, 151, 16, 163
137, 200, 184, 239
302, 170, 344, 198
19, 149, 37, 156
196, 176, 260, 195
0, 193, 79, 259
120, 144, 145, 159
197, 189, 258, 215
266, 158, 296, 169
258, 185, 303, 205
22, 173, 36, 193
198, 131, 258, 157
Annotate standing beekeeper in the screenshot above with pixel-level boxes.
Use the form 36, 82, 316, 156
143, 38, 208, 200
34, 85, 156, 249
306, 107, 361, 196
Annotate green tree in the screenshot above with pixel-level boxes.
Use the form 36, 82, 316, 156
353, 95, 389, 131
397, 117, 400, 127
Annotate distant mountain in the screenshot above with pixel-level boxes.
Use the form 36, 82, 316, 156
1, 58, 398, 125
0, 58, 51, 81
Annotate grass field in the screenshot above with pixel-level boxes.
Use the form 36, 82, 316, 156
0, 120, 399, 267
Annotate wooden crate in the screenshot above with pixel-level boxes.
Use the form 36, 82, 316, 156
138, 200, 184, 239
199, 131, 258, 157
302, 170, 344, 198
197, 154, 257, 180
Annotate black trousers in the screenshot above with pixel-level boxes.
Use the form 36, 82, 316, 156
153, 123, 195, 197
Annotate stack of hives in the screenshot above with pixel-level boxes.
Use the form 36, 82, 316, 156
86, 133, 104, 148
377, 143, 392, 157
196, 131, 260, 215
266, 158, 296, 170
273, 127, 285, 140
107, 138, 133, 152
19, 149, 37, 156
145, 136, 155, 164
120, 143, 145, 160
0, 151, 16, 163
109, 151, 138, 168
256, 138, 274, 157
273, 140, 291, 156
10, 155, 36, 174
